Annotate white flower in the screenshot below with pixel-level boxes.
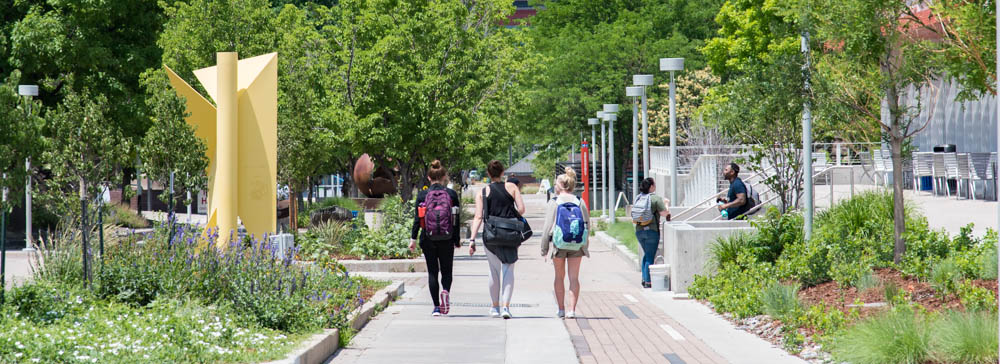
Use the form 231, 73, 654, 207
31, 358, 40, 362
14, 353, 23, 358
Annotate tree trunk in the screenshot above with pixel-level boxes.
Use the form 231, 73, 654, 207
399, 163, 413, 202
307, 176, 314, 206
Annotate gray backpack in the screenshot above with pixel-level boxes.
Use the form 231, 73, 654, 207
631, 194, 654, 226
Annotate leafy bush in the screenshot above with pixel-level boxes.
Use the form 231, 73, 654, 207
795, 303, 848, 335
979, 244, 998, 280
956, 280, 996, 312
750, 208, 802, 263
708, 232, 755, 270
6, 281, 91, 324
348, 196, 419, 259
831, 306, 931, 364
930, 258, 962, 296
689, 251, 776, 318
931, 310, 998, 364
761, 282, 801, 321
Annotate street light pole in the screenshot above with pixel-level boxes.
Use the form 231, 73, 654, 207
660, 58, 684, 205
633, 76, 654, 176
589, 118, 600, 212
627, 86, 643, 201
603, 104, 619, 223
994, 0, 998, 348
598, 111, 608, 218
802, 31, 814, 240
18, 85, 38, 251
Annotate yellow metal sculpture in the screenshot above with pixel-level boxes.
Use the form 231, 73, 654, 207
163, 52, 278, 247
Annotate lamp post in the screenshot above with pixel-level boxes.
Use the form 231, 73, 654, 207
626, 86, 643, 200
801, 32, 814, 240
633, 75, 654, 174
597, 111, 608, 218
588, 118, 600, 212
660, 58, 684, 205
994, 0, 998, 341
18, 85, 38, 252
603, 104, 619, 223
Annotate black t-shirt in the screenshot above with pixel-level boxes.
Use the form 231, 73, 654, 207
726, 177, 750, 219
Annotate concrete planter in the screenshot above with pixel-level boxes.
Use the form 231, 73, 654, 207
663, 220, 755, 293
338, 258, 427, 272
263, 281, 406, 364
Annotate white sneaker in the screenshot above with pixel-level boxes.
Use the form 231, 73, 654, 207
501, 307, 512, 319
489, 307, 501, 318
566, 311, 576, 319
556, 309, 565, 318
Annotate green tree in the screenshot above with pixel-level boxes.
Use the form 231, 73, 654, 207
139, 70, 209, 213
327, 0, 537, 199
0, 71, 44, 211
523, 0, 722, 185
928, 0, 996, 100
43, 84, 129, 283
813, 0, 938, 263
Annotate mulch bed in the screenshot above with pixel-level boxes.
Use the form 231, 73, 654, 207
798, 268, 999, 316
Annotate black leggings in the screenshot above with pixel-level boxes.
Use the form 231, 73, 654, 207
421, 242, 455, 307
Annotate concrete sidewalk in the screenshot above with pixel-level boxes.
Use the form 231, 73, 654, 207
331, 191, 805, 364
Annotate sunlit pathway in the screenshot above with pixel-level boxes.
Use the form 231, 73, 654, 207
329, 188, 802, 364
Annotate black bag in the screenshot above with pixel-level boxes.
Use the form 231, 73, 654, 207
482, 187, 532, 247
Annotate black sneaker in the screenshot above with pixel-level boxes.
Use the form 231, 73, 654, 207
642, 282, 651, 289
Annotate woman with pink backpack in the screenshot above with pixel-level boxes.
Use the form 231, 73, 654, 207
540, 167, 590, 319
410, 160, 461, 316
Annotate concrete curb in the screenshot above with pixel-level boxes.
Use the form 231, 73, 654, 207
262, 281, 405, 364
338, 259, 427, 273
594, 231, 640, 271
349, 281, 406, 332
261, 329, 340, 364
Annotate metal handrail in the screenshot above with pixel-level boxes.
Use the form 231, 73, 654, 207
715, 164, 858, 221
671, 168, 770, 220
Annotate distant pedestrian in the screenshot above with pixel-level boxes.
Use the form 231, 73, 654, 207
717, 162, 750, 220
541, 167, 589, 319
410, 160, 461, 316
468, 160, 527, 319
631, 178, 670, 288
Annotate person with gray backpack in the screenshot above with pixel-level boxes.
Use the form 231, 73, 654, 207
410, 160, 461, 316
632, 178, 670, 288
541, 167, 589, 319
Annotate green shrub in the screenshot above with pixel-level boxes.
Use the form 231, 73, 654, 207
930, 258, 962, 296
689, 251, 776, 318
298, 221, 356, 261
348, 196, 419, 259
931, 310, 998, 364
708, 233, 755, 270
956, 280, 996, 312
750, 208, 802, 263
831, 306, 931, 364
105, 203, 149, 228
797, 303, 849, 334
853, 270, 881, 292
6, 281, 91, 324
775, 239, 830, 286
760, 282, 801, 320
883, 280, 906, 306
978, 242, 998, 280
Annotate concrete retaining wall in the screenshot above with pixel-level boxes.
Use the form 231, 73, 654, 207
663, 221, 756, 294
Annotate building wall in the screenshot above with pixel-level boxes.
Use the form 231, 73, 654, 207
896, 78, 998, 153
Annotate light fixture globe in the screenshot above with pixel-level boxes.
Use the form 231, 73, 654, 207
18, 85, 38, 97
660, 58, 685, 71
632, 75, 654, 86
603, 104, 619, 113
625, 86, 643, 97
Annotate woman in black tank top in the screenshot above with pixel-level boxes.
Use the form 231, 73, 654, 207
468, 160, 526, 319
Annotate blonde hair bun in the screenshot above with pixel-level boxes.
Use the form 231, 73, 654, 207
557, 167, 577, 192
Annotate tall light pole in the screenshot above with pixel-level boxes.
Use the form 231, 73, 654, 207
588, 118, 600, 212
597, 111, 608, 218
633, 75, 654, 174
627, 86, 643, 200
994, 0, 998, 345
660, 58, 684, 205
603, 104, 619, 223
801, 31, 814, 240
18, 85, 38, 251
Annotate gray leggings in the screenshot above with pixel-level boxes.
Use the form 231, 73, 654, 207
485, 248, 515, 306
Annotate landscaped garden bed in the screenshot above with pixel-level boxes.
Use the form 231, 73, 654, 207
689, 191, 998, 364
0, 221, 386, 363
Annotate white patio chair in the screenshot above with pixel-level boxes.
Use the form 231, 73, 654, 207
956, 153, 972, 199
969, 152, 993, 200
813, 152, 829, 184
873, 149, 888, 186
911, 152, 933, 194
882, 149, 896, 187
943, 153, 960, 197
932, 153, 949, 197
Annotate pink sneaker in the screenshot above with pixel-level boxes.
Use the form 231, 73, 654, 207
439, 290, 450, 315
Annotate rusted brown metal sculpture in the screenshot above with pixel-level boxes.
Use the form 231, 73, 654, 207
353, 154, 397, 197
